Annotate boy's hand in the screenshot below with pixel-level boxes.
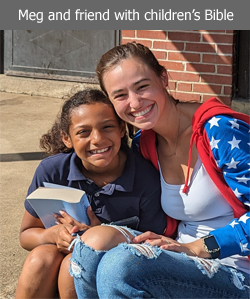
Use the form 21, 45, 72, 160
87, 206, 101, 227
54, 206, 101, 229
55, 224, 75, 254
53, 210, 89, 231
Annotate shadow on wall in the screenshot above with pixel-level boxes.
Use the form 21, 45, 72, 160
0, 152, 49, 162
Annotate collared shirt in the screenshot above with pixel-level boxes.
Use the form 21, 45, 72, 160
25, 145, 166, 234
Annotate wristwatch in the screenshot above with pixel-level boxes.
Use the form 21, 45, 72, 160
202, 235, 220, 259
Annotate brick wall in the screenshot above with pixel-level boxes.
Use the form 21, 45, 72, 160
121, 30, 235, 106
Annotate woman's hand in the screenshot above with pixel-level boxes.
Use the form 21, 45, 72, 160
133, 231, 173, 247
133, 231, 209, 258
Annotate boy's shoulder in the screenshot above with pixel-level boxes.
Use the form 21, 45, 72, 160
37, 152, 73, 176
39, 151, 71, 165
127, 145, 160, 182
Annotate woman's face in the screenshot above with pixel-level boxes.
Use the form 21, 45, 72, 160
62, 103, 125, 172
103, 58, 168, 130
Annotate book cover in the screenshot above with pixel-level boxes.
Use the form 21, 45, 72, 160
26, 184, 90, 228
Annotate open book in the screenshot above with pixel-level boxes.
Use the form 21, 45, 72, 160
26, 183, 90, 228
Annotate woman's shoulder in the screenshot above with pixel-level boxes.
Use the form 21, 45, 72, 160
204, 114, 250, 133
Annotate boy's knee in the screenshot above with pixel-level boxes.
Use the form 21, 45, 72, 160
81, 226, 132, 251
26, 244, 63, 270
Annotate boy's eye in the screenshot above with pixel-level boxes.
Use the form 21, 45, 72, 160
77, 130, 89, 135
103, 125, 114, 130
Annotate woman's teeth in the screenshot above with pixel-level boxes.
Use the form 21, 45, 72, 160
131, 105, 153, 117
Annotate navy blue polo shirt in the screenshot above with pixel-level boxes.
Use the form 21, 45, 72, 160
25, 145, 166, 234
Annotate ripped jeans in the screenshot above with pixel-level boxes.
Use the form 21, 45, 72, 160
71, 235, 250, 299
70, 226, 140, 299
97, 244, 250, 299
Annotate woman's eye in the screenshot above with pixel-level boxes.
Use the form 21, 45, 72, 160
138, 84, 148, 90
114, 94, 126, 101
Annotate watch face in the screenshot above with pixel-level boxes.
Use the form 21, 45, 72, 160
202, 235, 220, 259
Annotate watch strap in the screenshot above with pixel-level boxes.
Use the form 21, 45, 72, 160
202, 235, 220, 259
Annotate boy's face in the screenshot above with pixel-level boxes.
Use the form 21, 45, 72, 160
63, 103, 125, 172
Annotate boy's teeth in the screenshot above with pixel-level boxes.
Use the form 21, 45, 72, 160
132, 105, 153, 117
91, 147, 109, 154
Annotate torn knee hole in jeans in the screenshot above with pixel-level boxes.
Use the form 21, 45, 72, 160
189, 256, 221, 279
69, 259, 84, 279
124, 243, 162, 259
229, 268, 250, 291
190, 256, 250, 290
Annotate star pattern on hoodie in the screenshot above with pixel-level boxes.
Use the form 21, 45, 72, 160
205, 115, 250, 259
240, 242, 250, 253
228, 136, 241, 150
229, 119, 240, 129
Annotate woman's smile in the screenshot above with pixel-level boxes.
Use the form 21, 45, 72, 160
130, 104, 154, 119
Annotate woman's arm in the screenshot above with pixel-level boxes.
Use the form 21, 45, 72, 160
133, 231, 211, 258
204, 115, 250, 258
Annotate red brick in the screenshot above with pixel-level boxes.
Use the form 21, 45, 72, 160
160, 61, 184, 71
122, 30, 135, 38
199, 30, 226, 33
172, 91, 200, 102
203, 95, 231, 105
122, 39, 152, 48
201, 74, 232, 85
226, 30, 235, 33
122, 38, 134, 44
137, 30, 167, 39
203, 54, 232, 65
224, 86, 232, 96
217, 65, 233, 75
168, 52, 200, 62
186, 43, 216, 53
152, 50, 166, 60
168, 81, 176, 90
218, 96, 231, 106
217, 44, 233, 55
153, 41, 184, 51
177, 83, 192, 92
186, 63, 215, 73
168, 71, 200, 82
168, 31, 201, 42
193, 84, 221, 94
202, 34, 234, 44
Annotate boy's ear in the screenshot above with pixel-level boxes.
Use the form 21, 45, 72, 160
161, 70, 168, 87
61, 133, 73, 149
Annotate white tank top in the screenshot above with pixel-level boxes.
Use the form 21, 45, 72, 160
159, 155, 249, 274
